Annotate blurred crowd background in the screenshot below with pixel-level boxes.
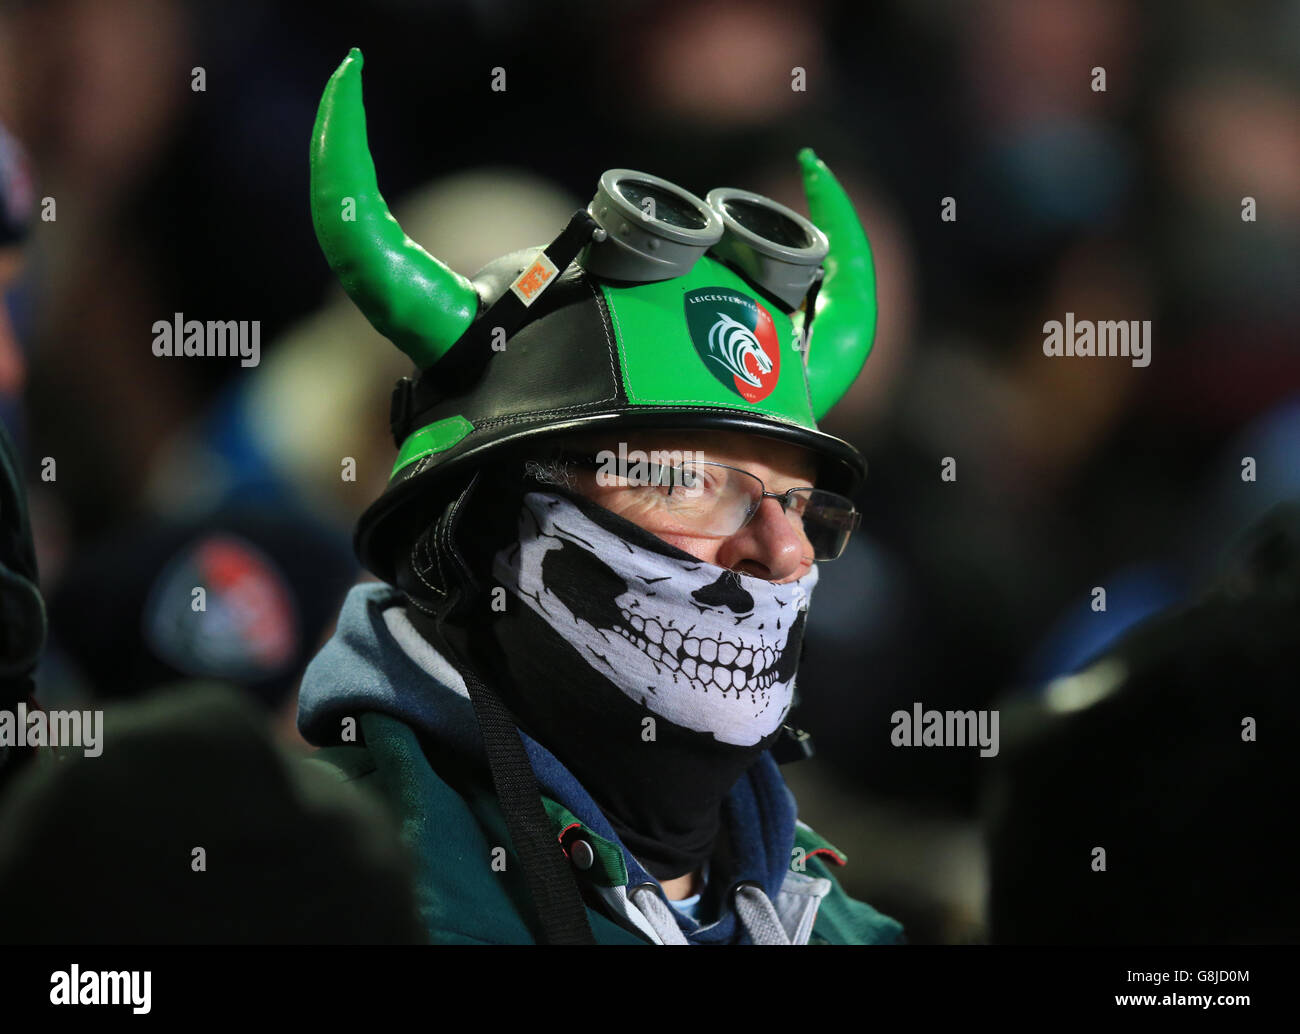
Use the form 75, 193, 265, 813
1, 0, 1297, 944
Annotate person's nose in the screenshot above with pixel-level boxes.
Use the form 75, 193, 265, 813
715, 496, 811, 583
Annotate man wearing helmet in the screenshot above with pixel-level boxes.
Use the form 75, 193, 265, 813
298, 49, 903, 945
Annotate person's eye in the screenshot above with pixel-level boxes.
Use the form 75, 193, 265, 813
655, 465, 712, 501
683, 466, 722, 494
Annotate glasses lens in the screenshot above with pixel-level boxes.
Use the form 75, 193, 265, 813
796, 490, 859, 560
655, 462, 755, 534
698, 477, 858, 562
618, 179, 710, 230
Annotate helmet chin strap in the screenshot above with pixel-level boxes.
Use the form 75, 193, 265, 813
395, 473, 483, 618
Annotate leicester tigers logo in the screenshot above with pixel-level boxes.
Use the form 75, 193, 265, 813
708, 313, 772, 388
684, 287, 781, 403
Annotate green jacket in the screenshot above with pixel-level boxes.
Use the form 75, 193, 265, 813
298, 584, 904, 945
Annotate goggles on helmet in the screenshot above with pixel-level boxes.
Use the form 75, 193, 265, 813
581, 169, 830, 310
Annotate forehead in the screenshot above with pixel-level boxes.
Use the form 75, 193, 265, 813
564, 428, 818, 483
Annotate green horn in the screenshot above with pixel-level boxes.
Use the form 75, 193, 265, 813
310, 48, 478, 368
798, 148, 878, 419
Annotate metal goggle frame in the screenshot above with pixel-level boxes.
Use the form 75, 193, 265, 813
579, 169, 830, 311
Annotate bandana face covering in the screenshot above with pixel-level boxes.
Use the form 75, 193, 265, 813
493, 492, 818, 746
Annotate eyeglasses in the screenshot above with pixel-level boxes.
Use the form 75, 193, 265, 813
548, 451, 861, 561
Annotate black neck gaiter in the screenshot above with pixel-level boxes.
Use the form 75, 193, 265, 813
404, 475, 816, 881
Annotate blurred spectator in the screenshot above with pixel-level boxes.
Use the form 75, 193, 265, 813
0, 117, 42, 794
45, 502, 357, 742
0, 419, 44, 793
0, 682, 426, 943
0, 119, 34, 441
985, 502, 1300, 944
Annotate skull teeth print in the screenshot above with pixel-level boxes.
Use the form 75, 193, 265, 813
618, 607, 785, 698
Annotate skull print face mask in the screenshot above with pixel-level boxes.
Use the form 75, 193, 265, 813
493, 491, 818, 748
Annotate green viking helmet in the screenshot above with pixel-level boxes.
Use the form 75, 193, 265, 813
310, 49, 879, 583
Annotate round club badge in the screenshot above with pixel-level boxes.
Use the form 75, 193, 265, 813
143, 533, 298, 682
684, 288, 781, 403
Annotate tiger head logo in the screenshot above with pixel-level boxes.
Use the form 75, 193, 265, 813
684, 288, 781, 403
708, 312, 773, 388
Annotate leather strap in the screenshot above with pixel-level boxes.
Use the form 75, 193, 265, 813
391, 209, 602, 445
405, 602, 597, 945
